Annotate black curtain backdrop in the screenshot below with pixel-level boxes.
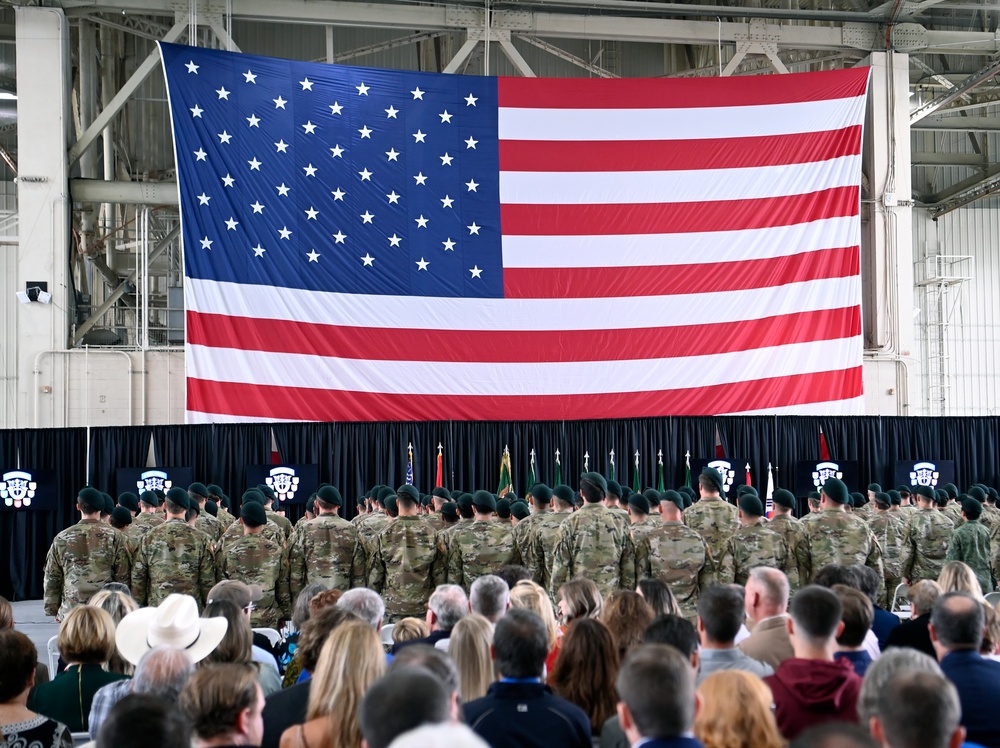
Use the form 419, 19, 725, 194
3, 416, 1000, 600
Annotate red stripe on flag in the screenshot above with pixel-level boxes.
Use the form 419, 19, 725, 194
500, 186, 860, 236
188, 367, 863, 422
498, 68, 870, 109
499, 127, 863, 173
504, 246, 860, 299
186, 307, 861, 364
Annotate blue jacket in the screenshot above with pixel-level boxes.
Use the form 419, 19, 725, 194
464, 681, 592, 748
940, 649, 1000, 748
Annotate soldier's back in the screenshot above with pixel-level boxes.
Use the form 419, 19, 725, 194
370, 516, 439, 619
267, 511, 293, 540
869, 512, 907, 577
195, 513, 224, 542
948, 520, 992, 594
550, 503, 633, 599
724, 523, 788, 586
630, 516, 661, 546
529, 512, 569, 591
220, 533, 289, 628
136, 520, 214, 607
683, 498, 739, 559
44, 519, 129, 619
804, 509, 881, 580
905, 508, 953, 575
447, 521, 520, 591
642, 521, 707, 619
289, 514, 364, 595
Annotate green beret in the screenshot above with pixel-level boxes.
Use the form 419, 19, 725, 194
851, 492, 866, 507
376, 486, 394, 503
166, 486, 191, 510
942, 483, 959, 499
874, 492, 891, 508
621, 487, 633, 500
963, 498, 983, 519
606, 480, 622, 498
188, 501, 201, 517
628, 494, 650, 514
510, 501, 530, 520
432, 487, 451, 500
441, 501, 459, 522
660, 490, 685, 511
472, 490, 497, 512
257, 484, 276, 501
821, 478, 849, 505
242, 489, 264, 505
205, 500, 218, 517
867, 483, 882, 494
139, 490, 161, 507
317, 485, 343, 506
968, 486, 987, 503
773, 489, 796, 509
807, 491, 821, 501
207, 484, 224, 498
989, 487, 999, 501
934, 489, 948, 505
737, 485, 758, 498
643, 488, 661, 503
913, 485, 936, 502
101, 493, 115, 515
384, 495, 398, 515
241, 501, 268, 527
896, 485, 911, 496
580, 472, 608, 495
396, 484, 419, 503
553, 485, 575, 504
117, 492, 139, 513
188, 482, 210, 498
678, 485, 696, 499
700, 467, 725, 494
306, 495, 317, 514
221, 494, 232, 510
738, 495, 764, 517
887, 490, 901, 506
529, 484, 553, 503
681, 492, 693, 509
110, 506, 133, 526
496, 498, 512, 519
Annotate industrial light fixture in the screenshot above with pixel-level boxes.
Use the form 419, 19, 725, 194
16, 284, 51, 304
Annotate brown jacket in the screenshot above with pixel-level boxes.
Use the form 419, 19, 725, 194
738, 614, 794, 670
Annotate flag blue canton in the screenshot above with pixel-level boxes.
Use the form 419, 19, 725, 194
161, 43, 503, 298
406, 455, 414, 486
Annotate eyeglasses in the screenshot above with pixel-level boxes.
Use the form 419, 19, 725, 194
244, 603, 255, 613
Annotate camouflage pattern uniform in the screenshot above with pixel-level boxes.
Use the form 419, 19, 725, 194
43, 519, 131, 619
942, 503, 964, 529
607, 505, 631, 535
899, 508, 953, 584
629, 515, 662, 547
718, 521, 789, 586
267, 510, 293, 541
947, 519, 992, 594
980, 504, 999, 533
446, 519, 522, 591
682, 497, 739, 586
868, 510, 907, 606
287, 513, 367, 599
358, 513, 391, 583
528, 512, 569, 593
217, 506, 238, 529
217, 532, 292, 629
550, 503, 636, 600
801, 509, 884, 586
132, 518, 217, 609
767, 514, 808, 591
369, 515, 441, 620
126, 512, 164, 545
512, 512, 545, 572
220, 515, 284, 549
195, 511, 225, 543
635, 520, 711, 620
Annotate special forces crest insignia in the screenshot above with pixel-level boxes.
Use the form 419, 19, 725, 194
0, 470, 36, 508
266, 467, 299, 502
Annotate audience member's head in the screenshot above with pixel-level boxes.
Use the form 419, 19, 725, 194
201, 599, 252, 666
88, 589, 139, 675
509, 580, 559, 651
642, 615, 700, 669
179, 663, 263, 747
337, 588, 386, 630
308, 588, 344, 617
982, 603, 1000, 655
813, 564, 862, 590
930, 591, 985, 655
870, 671, 965, 748
469, 575, 510, 623
291, 583, 328, 631
132, 645, 195, 702
493, 608, 549, 683
937, 561, 985, 601
832, 584, 874, 650
386, 723, 489, 748
388, 644, 461, 707
115, 594, 228, 667
694, 670, 783, 748
790, 722, 878, 748
636, 578, 681, 618
59, 604, 117, 665
788, 585, 844, 654
0, 595, 12, 630
359, 666, 451, 748
549, 618, 619, 735
858, 648, 943, 726
745, 567, 789, 623
392, 617, 430, 644
697, 585, 745, 647
448, 613, 495, 702
296, 606, 361, 675
849, 565, 884, 609
96, 694, 192, 748
602, 590, 654, 660
0, 630, 37, 704
557, 578, 604, 624
904, 579, 941, 618
616, 644, 694, 742
496, 565, 531, 590
426, 584, 469, 633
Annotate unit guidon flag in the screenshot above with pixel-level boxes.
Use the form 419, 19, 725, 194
160, 43, 869, 423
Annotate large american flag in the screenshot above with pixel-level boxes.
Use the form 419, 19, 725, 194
160, 43, 869, 423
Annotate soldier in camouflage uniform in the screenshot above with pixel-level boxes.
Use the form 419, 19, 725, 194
358, 490, 392, 583
512, 485, 551, 569
369, 485, 441, 620
189, 482, 225, 543
132, 487, 216, 610
800, 478, 884, 586
257, 485, 294, 541
446, 490, 522, 591
219, 491, 285, 549
682, 468, 739, 586
900, 485, 953, 585
867, 492, 907, 607
207, 484, 237, 529
627, 494, 661, 546
44, 487, 131, 620
635, 491, 711, 620
718, 495, 789, 586
969, 486, 996, 532
604, 480, 632, 535
217, 501, 291, 629
550, 473, 636, 600
127, 490, 165, 544
948, 497, 992, 594
767, 489, 808, 591
287, 485, 366, 599
529, 486, 574, 593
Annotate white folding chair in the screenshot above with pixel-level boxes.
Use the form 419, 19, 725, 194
47, 635, 59, 678
985, 591, 1000, 609
71, 732, 91, 747
380, 623, 395, 645
252, 627, 282, 648
891, 583, 912, 618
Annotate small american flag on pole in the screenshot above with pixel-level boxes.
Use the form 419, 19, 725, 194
160, 43, 869, 423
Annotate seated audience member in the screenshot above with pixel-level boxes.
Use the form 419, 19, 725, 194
556, 578, 604, 629
276, 583, 327, 673
870, 670, 965, 748
602, 591, 654, 662
938, 561, 986, 602
833, 585, 876, 676
393, 584, 468, 654
179, 663, 265, 748
765, 585, 863, 740
202, 599, 282, 696
387, 723, 489, 748
392, 617, 430, 645
812, 565, 880, 662
282, 588, 345, 688
95, 694, 191, 748
448, 614, 496, 702
88, 588, 139, 676
696, 585, 772, 685
207, 580, 282, 672
388, 644, 461, 721
789, 723, 878, 748
0, 630, 72, 748
89, 645, 194, 739
858, 648, 944, 730
849, 564, 900, 651
280, 620, 385, 748
508, 580, 561, 674
308, 588, 343, 617
739, 567, 794, 669
615, 644, 703, 748
884, 580, 941, 659
982, 604, 1000, 660
261, 607, 361, 748
464, 609, 591, 748
694, 671, 783, 748
337, 587, 386, 631
930, 591, 1000, 747
549, 618, 619, 737
471, 575, 511, 624
115, 594, 228, 670
28, 605, 129, 732
496, 565, 531, 591
0, 594, 49, 685
637, 578, 682, 618
359, 666, 452, 748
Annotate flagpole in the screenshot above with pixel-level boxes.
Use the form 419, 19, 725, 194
609, 448, 616, 483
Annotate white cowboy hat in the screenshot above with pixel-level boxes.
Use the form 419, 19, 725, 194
116, 594, 229, 666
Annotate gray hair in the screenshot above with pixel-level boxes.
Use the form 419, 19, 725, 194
292, 583, 328, 630
469, 576, 509, 623
748, 567, 789, 611
428, 585, 469, 631
387, 723, 489, 748
858, 648, 942, 724
337, 588, 386, 630
908, 580, 942, 618
134, 646, 195, 702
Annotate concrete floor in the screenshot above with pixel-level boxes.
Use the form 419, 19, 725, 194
12, 599, 59, 673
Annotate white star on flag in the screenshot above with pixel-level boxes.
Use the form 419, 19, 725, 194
440, 153, 454, 166
222, 174, 235, 187
307, 249, 320, 262
330, 144, 344, 158
243, 69, 256, 83
415, 215, 429, 228
414, 173, 427, 185
356, 82, 370, 95
279, 227, 292, 239
442, 238, 456, 251
413, 130, 426, 143
275, 140, 288, 153
305, 207, 318, 220
273, 96, 287, 109
441, 196, 454, 208
248, 157, 262, 170
190, 105, 203, 118
200, 236, 212, 249
216, 87, 230, 100
225, 217, 239, 230
300, 77, 313, 90
185, 60, 199, 74
252, 244, 265, 257
331, 188, 345, 200
333, 231, 346, 243
303, 164, 317, 177
251, 201, 264, 214
246, 114, 260, 127
385, 105, 398, 118
361, 211, 374, 224
386, 149, 400, 162
386, 191, 400, 204
276, 183, 290, 196
411, 87, 424, 99
465, 137, 477, 149
470, 265, 483, 278
359, 125, 372, 139
303, 121, 317, 134
329, 102, 343, 115
465, 93, 478, 106
218, 131, 232, 144
197, 193, 210, 205
194, 148, 207, 161
388, 234, 402, 247
466, 179, 478, 192
362, 253, 375, 266
439, 110, 453, 123
468, 222, 481, 235
416, 257, 429, 270
359, 168, 373, 181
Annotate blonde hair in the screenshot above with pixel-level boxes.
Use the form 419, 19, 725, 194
58, 605, 117, 665
89, 590, 139, 675
938, 561, 985, 601
391, 617, 430, 644
982, 603, 1000, 655
694, 670, 785, 748
557, 578, 603, 624
307, 620, 386, 748
448, 613, 495, 702
510, 580, 559, 650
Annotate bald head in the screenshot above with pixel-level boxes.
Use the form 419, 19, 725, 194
930, 592, 985, 652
